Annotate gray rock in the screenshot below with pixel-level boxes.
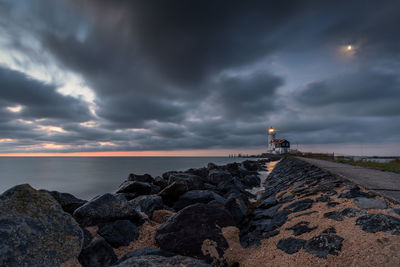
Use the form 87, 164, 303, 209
286, 221, 317, 236
276, 237, 306, 254
158, 180, 189, 206
115, 248, 175, 265
256, 196, 277, 209
356, 213, 400, 235
224, 195, 248, 225
208, 169, 232, 185
73, 193, 144, 227
285, 198, 313, 213
252, 204, 282, 220
40, 189, 87, 214
173, 190, 226, 211
0, 184, 83, 266
113, 255, 211, 267
82, 228, 93, 248
156, 203, 235, 264
304, 234, 343, 258
353, 197, 387, 209
78, 237, 117, 267
98, 220, 139, 248
127, 173, 154, 183
324, 208, 367, 221
130, 195, 165, 217
116, 181, 152, 195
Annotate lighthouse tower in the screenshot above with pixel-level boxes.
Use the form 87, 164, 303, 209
268, 127, 276, 153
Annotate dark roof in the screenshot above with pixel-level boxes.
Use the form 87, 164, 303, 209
272, 139, 289, 143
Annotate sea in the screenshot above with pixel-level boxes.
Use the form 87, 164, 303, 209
0, 157, 260, 200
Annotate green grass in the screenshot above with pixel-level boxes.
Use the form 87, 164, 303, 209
335, 158, 400, 173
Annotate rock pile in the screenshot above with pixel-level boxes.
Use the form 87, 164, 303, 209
2, 157, 400, 267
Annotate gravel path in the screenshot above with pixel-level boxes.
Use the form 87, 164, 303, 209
298, 157, 400, 203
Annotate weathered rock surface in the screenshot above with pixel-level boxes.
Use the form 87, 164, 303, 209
40, 189, 87, 214
324, 208, 367, 221
224, 195, 248, 225
356, 213, 400, 235
173, 190, 226, 211
115, 247, 176, 265
78, 237, 117, 267
97, 220, 139, 248
116, 181, 152, 195
284, 198, 314, 213
73, 193, 144, 227
158, 180, 189, 206
0, 184, 83, 267
353, 197, 387, 209
156, 203, 235, 264
276, 237, 306, 254
113, 255, 211, 267
304, 234, 344, 258
130, 195, 165, 217
286, 221, 317, 236
127, 173, 155, 183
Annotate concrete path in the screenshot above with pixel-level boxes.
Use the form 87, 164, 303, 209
298, 157, 400, 203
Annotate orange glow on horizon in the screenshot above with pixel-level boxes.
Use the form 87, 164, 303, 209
0, 149, 267, 157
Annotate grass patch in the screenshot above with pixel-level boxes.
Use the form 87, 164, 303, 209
334, 158, 400, 173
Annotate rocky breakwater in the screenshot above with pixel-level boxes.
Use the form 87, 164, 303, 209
2, 157, 400, 267
0, 159, 274, 267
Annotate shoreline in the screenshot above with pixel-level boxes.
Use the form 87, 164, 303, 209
1, 157, 400, 266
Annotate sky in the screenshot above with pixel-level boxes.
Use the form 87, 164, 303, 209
0, 0, 399, 156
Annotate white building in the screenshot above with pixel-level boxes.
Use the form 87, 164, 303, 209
267, 127, 290, 154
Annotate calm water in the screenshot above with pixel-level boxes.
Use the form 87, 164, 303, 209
0, 157, 250, 199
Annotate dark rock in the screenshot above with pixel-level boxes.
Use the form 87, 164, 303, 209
83, 228, 93, 248
0, 184, 83, 266
40, 189, 87, 214
353, 197, 387, 209
78, 237, 118, 267
327, 201, 340, 208
315, 195, 331, 202
244, 209, 290, 234
117, 181, 152, 195
392, 208, 400, 216
241, 160, 261, 171
256, 196, 277, 209
203, 183, 218, 191
113, 255, 211, 267
173, 190, 226, 211
127, 173, 154, 183
224, 196, 248, 225
240, 230, 279, 248
304, 234, 343, 258
356, 213, 400, 235
150, 184, 161, 194
153, 176, 168, 189
167, 173, 204, 190
322, 227, 337, 234
285, 198, 313, 213
184, 168, 208, 181
98, 220, 139, 248
130, 195, 165, 217
73, 193, 144, 227
242, 174, 260, 188
159, 180, 189, 206
252, 204, 282, 220
208, 169, 233, 185
156, 203, 235, 264
324, 208, 367, 221
276, 238, 306, 254
278, 195, 294, 204
286, 221, 317, 236
338, 186, 372, 199
116, 248, 176, 265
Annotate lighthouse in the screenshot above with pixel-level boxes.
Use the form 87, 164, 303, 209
267, 126, 291, 154
268, 127, 276, 153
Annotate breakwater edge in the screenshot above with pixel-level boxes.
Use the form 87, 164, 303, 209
1, 157, 400, 266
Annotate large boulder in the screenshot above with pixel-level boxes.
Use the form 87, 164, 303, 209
158, 180, 189, 206
224, 195, 248, 225
156, 203, 235, 264
130, 195, 165, 217
73, 193, 144, 227
40, 189, 87, 214
0, 184, 83, 266
97, 220, 139, 248
208, 169, 232, 185
113, 255, 211, 267
78, 237, 117, 267
173, 190, 226, 211
116, 181, 152, 195
353, 197, 387, 209
127, 173, 155, 184
167, 173, 204, 190
241, 174, 261, 188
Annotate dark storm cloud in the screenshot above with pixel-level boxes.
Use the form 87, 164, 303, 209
0, 66, 92, 121
0, 0, 400, 153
